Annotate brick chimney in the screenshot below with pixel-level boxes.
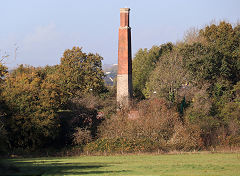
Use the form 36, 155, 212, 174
117, 8, 132, 107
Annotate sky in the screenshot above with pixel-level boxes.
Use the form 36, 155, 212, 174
1, 0, 240, 69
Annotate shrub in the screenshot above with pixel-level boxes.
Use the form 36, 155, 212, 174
58, 93, 102, 146
168, 122, 203, 151
0, 124, 9, 154
86, 98, 205, 153
73, 128, 92, 146
99, 98, 179, 141
85, 137, 167, 154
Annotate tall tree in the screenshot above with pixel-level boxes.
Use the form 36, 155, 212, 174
144, 50, 190, 105
0, 61, 8, 153
199, 21, 240, 83
57, 47, 105, 104
132, 43, 173, 99
2, 65, 61, 149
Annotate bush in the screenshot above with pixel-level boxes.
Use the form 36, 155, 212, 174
85, 137, 167, 154
99, 98, 178, 141
0, 124, 9, 154
229, 136, 240, 147
168, 123, 203, 151
58, 93, 102, 146
73, 128, 92, 146
85, 98, 203, 153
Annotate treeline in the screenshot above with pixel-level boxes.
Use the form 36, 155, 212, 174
0, 47, 116, 155
87, 21, 240, 153
0, 21, 240, 155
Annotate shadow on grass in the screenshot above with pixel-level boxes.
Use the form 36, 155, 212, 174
0, 159, 128, 176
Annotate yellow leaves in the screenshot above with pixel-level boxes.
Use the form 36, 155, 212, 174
57, 46, 105, 96
1, 65, 61, 148
1, 46, 105, 149
0, 63, 7, 84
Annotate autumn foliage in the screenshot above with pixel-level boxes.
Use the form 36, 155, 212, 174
0, 21, 240, 155
0, 47, 106, 153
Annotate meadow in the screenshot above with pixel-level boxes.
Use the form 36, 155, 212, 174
1, 152, 240, 176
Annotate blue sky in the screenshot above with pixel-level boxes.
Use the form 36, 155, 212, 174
1, 0, 240, 69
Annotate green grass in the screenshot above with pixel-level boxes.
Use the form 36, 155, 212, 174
1, 153, 240, 176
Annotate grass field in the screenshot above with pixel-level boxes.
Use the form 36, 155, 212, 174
0, 153, 240, 176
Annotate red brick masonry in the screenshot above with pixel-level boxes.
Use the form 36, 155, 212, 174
118, 8, 132, 75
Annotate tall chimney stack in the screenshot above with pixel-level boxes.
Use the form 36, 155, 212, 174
117, 8, 132, 107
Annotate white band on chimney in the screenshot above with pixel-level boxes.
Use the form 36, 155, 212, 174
120, 8, 130, 13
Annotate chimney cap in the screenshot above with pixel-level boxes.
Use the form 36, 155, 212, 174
120, 8, 130, 13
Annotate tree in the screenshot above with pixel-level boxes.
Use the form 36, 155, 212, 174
144, 50, 190, 105
0, 62, 8, 113
57, 47, 105, 103
199, 21, 240, 83
220, 82, 240, 139
180, 22, 240, 120
0, 61, 8, 153
51, 47, 107, 146
132, 43, 173, 99
179, 22, 240, 147
2, 65, 61, 149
